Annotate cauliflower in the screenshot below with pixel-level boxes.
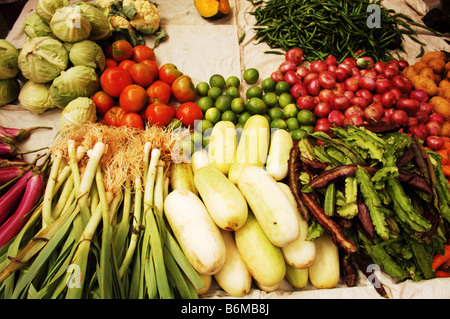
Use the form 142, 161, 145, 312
122, 0, 160, 34
109, 15, 134, 32
97, 0, 166, 48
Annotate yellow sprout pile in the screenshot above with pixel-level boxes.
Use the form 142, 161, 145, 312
51, 122, 189, 194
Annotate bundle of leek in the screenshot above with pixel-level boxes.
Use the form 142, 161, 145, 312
0, 122, 204, 299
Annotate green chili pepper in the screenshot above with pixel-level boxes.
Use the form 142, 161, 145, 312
247, 0, 436, 62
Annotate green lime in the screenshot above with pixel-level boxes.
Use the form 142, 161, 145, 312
190, 131, 203, 150
286, 117, 300, 131
202, 134, 211, 148
297, 109, 316, 126
196, 81, 210, 97
209, 74, 226, 89
268, 107, 283, 120
167, 118, 182, 130
262, 92, 278, 108
195, 119, 214, 134
282, 103, 299, 118
263, 114, 272, 124
243, 68, 259, 84
275, 81, 290, 95
222, 110, 237, 123
231, 97, 245, 114
204, 107, 221, 124
291, 128, 308, 140
180, 140, 194, 157
215, 94, 233, 112
197, 96, 214, 113
246, 85, 263, 99
238, 111, 252, 125
246, 97, 267, 115
226, 86, 240, 99
278, 92, 293, 108
300, 125, 315, 134
261, 77, 277, 93
226, 75, 240, 88
270, 118, 287, 130
207, 86, 222, 101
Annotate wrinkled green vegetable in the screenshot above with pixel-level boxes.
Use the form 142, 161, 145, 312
58, 97, 97, 135
74, 2, 111, 41
50, 5, 92, 43
22, 13, 53, 38
18, 81, 55, 115
355, 165, 390, 240
36, 0, 69, 23
0, 40, 19, 80
69, 40, 106, 71
18, 36, 68, 83
0, 78, 20, 106
50, 65, 99, 108
289, 125, 449, 285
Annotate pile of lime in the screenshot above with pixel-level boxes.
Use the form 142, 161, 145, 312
195, 68, 317, 142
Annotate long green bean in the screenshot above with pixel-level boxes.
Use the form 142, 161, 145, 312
248, 0, 436, 62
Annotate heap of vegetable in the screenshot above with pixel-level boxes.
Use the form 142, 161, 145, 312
403, 51, 450, 137
98, 0, 167, 48
288, 125, 450, 292
0, 40, 20, 107
248, 0, 438, 62
94, 40, 202, 132
0, 126, 51, 250
0, 122, 206, 299
14, 0, 114, 113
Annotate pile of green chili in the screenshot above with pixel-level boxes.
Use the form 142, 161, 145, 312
248, 0, 435, 62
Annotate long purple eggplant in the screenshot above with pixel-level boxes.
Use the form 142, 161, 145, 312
0, 142, 19, 159
0, 170, 33, 226
0, 126, 51, 142
0, 166, 29, 186
0, 172, 44, 248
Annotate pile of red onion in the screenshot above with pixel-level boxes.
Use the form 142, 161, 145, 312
270, 48, 446, 150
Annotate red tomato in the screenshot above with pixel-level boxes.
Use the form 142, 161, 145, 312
100, 67, 133, 97
176, 102, 203, 128
145, 102, 176, 127
105, 58, 118, 69
104, 106, 126, 127
132, 45, 156, 62
118, 59, 136, 71
119, 84, 149, 113
104, 44, 113, 59
92, 91, 115, 116
159, 63, 182, 85
141, 60, 159, 80
147, 80, 171, 104
120, 112, 144, 130
112, 40, 133, 62
129, 63, 154, 87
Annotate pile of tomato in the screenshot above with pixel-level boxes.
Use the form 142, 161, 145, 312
93, 40, 203, 130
